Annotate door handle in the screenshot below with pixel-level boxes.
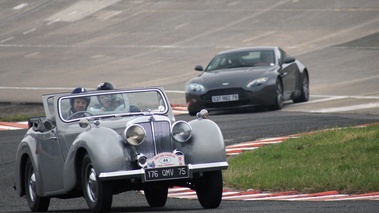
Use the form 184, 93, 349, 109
281, 72, 287, 77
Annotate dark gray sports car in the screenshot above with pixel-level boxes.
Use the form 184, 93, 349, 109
185, 46, 309, 116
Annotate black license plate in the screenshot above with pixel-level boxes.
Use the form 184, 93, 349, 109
145, 166, 188, 182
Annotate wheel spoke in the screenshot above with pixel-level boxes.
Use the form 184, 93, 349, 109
28, 173, 36, 202
86, 167, 98, 202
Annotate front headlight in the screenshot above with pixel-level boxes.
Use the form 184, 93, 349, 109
247, 77, 268, 87
187, 83, 205, 92
124, 124, 146, 145
171, 121, 192, 142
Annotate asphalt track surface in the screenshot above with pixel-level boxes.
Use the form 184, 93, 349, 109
1, 0, 379, 212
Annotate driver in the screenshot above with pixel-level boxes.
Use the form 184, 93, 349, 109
67, 87, 90, 119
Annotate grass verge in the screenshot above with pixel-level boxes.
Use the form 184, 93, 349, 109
1, 114, 34, 122
223, 124, 379, 194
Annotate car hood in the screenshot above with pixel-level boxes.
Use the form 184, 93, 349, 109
195, 67, 275, 89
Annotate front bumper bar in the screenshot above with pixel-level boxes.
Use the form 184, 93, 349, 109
99, 161, 228, 181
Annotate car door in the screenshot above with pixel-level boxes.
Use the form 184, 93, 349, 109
37, 128, 65, 192
37, 96, 65, 193
278, 50, 298, 100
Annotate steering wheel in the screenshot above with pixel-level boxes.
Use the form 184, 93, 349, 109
67, 111, 94, 120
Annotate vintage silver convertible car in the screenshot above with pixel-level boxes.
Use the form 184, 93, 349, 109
14, 87, 228, 212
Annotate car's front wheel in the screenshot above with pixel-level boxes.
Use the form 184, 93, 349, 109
82, 154, 113, 213
195, 171, 223, 209
24, 158, 50, 212
144, 184, 168, 207
269, 79, 284, 110
293, 73, 309, 103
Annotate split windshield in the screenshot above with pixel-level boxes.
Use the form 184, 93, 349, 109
59, 89, 168, 121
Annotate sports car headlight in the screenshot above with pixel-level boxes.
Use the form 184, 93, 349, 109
187, 83, 205, 92
124, 124, 146, 146
171, 121, 192, 142
247, 77, 268, 87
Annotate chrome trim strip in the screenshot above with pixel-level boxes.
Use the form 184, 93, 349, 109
187, 162, 229, 170
99, 169, 144, 179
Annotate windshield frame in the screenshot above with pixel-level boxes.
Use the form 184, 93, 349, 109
58, 88, 169, 123
205, 49, 276, 71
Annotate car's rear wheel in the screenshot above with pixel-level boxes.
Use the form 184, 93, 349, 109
24, 158, 50, 212
269, 79, 284, 110
195, 171, 223, 209
144, 184, 168, 207
82, 154, 113, 213
293, 73, 309, 103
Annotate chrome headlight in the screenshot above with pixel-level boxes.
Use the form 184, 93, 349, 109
187, 83, 205, 92
247, 77, 268, 87
124, 124, 146, 146
171, 121, 192, 142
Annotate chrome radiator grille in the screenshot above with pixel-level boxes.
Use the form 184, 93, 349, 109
136, 121, 172, 158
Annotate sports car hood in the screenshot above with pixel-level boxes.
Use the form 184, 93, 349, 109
195, 67, 276, 89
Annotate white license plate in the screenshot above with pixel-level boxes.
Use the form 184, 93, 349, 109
212, 94, 239, 103
145, 166, 188, 182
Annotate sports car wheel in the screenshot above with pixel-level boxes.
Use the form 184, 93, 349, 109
24, 158, 50, 212
269, 79, 284, 110
293, 73, 309, 103
82, 154, 113, 213
195, 171, 223, 209
144, 184, 168, 207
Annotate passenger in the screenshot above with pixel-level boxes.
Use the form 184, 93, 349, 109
92, 82, 125, 112
67, 87, 90, 119
91, 82, 140, 113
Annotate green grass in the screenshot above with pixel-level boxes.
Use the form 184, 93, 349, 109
223, 124, 379, 194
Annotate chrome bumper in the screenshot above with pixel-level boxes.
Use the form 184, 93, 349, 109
99, 161, 228, 181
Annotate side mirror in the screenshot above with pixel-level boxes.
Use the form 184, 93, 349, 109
43, 120, 55, 131
196, 109, 209, 119
32, 119, 55, 132
79, 118, 89, 128
283, 56, 296, 64
194, 65, 204, 71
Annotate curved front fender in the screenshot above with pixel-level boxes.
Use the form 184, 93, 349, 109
63, 127, 132, 191
14, 131, 39, 197
175, 119, 226, 164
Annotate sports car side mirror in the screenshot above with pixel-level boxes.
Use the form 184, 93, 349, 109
283, 56, 295, 64
194, 65, 204, 71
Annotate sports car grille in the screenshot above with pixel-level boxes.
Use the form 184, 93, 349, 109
134, 121, 172, 158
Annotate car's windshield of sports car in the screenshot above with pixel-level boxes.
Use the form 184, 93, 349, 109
59, 89, 168, 121
205, 50, 275, 71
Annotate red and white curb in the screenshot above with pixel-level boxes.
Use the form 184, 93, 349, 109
0, 121, 28, 130
171, 104, 189, 116
225, 136, 295, 156
167, 187, 379, 201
